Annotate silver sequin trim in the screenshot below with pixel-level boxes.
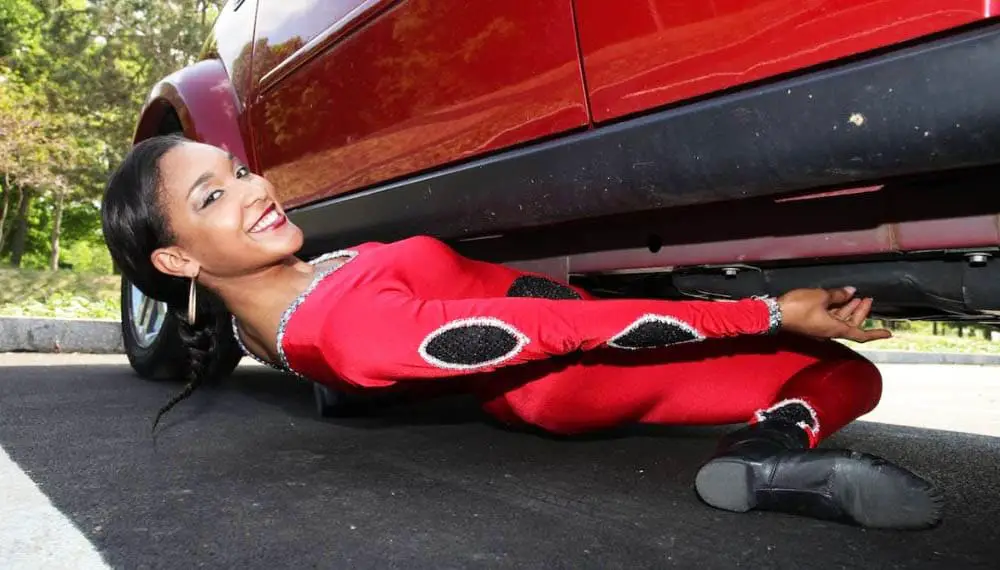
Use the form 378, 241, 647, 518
231, 250, 359, 379
754, 295, 782, 335
753, 398, 821, 438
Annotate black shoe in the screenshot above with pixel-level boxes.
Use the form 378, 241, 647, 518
694, 421, 943, 530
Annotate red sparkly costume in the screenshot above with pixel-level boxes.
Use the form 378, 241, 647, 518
235, 236, 882, 446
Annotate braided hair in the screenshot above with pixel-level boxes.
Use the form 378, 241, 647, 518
149, 289, 222, 433
101, 135, 224, 433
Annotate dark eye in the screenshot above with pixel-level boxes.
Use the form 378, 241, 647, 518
235, 166, 251, 179
202, 189, 224, 208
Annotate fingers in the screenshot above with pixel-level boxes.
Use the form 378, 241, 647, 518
831, 298, 862, 321
860, 328, 893, 342
782, 287, 887, 344
826, 294, 889, 343
843, 326, 893, 343
825, 286, 857, 306
848, 298, 873, 327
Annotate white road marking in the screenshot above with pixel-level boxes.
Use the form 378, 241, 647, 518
0, 445, 110, 569
0, 353, 128, 366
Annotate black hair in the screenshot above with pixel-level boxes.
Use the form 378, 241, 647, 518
101, 134, 224, 433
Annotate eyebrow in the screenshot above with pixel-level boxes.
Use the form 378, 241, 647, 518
187, 171, 214, 198
186, 154, 237, 198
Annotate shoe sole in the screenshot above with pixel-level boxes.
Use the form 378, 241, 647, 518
695, 460, 757, 513
695, 450, 943, 529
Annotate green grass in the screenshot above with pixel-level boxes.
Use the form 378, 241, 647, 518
861, 321, 1000, 354
841, 333, 1000, 355
0, 269, 120, 320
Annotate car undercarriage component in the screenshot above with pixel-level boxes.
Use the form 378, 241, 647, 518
574, 254, 1000, 324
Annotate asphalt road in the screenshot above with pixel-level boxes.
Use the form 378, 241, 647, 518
1, 354, 998, 569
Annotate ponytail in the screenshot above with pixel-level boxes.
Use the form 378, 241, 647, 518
151, 285, 224, 433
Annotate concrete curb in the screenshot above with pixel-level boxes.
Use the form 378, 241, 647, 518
857, 349, 1000, 366
0, 317, 124, 354
1, 318, 999, 365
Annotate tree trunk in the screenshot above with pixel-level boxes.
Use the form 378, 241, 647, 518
0, 173, 9, 252
9, 189, 32, 268
49, 190, 65, 271
0, 182, 21, 255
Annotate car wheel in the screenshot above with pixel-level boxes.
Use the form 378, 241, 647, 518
121, 279, 181, 379
120, 278, 243, 381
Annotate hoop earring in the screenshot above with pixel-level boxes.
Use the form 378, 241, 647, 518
187, 275, 198, 325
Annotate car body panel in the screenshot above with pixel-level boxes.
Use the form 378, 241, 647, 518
568, 215, 1000, 274
133, 1, 1000, 299
509, 179, 1000, 274
200, 0, 260, 112
894, 215, 1000, 251
574, 0, 993, 122
285, 23, 1000, 259
248, 0, 589, 208
250, 0, 392, 91
132, 59, 251, 166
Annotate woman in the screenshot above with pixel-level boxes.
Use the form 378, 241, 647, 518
102, 135, 942, 530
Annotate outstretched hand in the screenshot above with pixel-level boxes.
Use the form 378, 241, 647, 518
777, 287, 892, 343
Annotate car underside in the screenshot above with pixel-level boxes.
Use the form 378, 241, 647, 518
467, 166, 1000, 325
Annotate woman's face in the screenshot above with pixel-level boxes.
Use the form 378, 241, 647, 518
151, 141, 304, 282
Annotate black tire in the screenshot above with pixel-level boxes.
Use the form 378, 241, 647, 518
313, 383, 359, 417
120, 278, 243, 381
121, 279, 182, 379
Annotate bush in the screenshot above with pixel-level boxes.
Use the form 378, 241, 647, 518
61, 240, 114, 274
0, 291, 118, 319
0, 269, 120, 319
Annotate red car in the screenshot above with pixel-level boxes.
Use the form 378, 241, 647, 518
122, 0, 1000, 412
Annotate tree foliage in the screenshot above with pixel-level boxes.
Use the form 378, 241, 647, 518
0, 0, 222, 271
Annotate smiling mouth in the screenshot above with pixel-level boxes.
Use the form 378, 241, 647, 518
249, 204, 287, 233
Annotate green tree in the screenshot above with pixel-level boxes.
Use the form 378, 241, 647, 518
0, 0, 43, 63
0, 0, 223, 270
0, 78, 47, 259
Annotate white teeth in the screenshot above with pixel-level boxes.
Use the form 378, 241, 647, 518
250, 209, 281, 232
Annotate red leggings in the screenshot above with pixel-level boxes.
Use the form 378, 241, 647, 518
477, 335, 883, 447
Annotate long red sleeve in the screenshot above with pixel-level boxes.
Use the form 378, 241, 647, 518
323, 283, 777, 385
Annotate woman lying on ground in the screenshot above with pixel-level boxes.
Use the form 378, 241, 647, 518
101, 135, 942, 530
